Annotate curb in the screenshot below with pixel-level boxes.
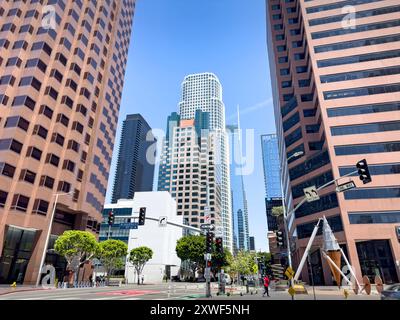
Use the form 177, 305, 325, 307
0, 287, 50, 296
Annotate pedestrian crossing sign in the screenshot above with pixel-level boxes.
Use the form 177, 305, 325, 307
285, 267, 295, 279
288, 286, 296, 297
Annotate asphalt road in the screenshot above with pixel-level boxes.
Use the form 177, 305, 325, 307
0, 283, 381, 301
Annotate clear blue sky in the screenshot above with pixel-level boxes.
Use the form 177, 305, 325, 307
105, 0, 276, 252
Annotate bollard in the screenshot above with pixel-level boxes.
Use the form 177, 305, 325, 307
167, 285, 171, 299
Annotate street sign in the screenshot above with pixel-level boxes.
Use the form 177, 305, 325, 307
336, 180, 356, 193
200, 224, 215, 231
214, 226, 223, 237
303, 186, 320, 202
159, 216, 168, 227
205, 213, 211, 224
204, 253, 212, 260
288, 286, 296, 297
285, 267, 295, 279
120, 222, 138, 230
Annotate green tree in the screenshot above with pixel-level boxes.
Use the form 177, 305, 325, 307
129, 246, 153, 285
97, 239, 128, 283
271, 206, 284, 217
54, 230, 98, 282
176, 235, 206, 280
211, 250, 231, 279
229, 251, 258, 283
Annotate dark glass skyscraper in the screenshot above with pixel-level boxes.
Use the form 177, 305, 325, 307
261, 134, 282, 232
112, 114, 155, 203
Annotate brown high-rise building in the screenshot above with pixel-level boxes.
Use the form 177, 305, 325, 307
266, 0, 400, 285
0, 0, 136, 284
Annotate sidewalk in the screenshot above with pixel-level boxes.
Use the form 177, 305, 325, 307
0, 285, 51, 296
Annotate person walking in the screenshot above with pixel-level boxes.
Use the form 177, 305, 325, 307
262, 275, 270, 297
141, 275, 144, 285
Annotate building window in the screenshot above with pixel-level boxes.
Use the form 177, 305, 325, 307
11, 194, 30, 212
344, 187, 400, 200
40, 175, 55, 189
335, 141, 400, 156
0, 162, 16, 178
0, 190, 7, 207
32, 199, 49, 216
19, 169, 36, 184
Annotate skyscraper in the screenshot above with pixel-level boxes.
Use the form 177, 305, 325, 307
158, 110, 222, 229
266, 0, 400, 284
0, 1, 136, 284
112, 114, 156, 203
179, 73, 233, 252
249, 236, 256, 252
228, 124, 250, 252
261, 134, 282, 232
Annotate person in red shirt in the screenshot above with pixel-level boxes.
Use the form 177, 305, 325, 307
263, 275, 270, 297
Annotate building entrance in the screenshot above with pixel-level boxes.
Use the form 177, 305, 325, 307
0, 226, 39, 284
356, 240, 398, 284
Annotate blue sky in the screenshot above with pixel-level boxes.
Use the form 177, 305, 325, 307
105, 0, 276, 252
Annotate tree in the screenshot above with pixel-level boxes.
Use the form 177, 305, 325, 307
54, 230, 98, 283
176, 235, 206, 280
129, 246, 153, 285
271, 206, 284, 217
97, 239, 128, 283
211, 250, 231, 279
228, 251, 258, 283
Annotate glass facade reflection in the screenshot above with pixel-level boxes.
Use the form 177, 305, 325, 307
0, 226, 38, 284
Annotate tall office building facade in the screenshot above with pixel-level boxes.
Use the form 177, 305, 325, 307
261, 134, 283, 232
112, 114, 155, 203
228, 124, 250, 252
158, 111, 222, 230
0, 0, 136, 284
179, 73, 233, 252
266, 0, 400, 284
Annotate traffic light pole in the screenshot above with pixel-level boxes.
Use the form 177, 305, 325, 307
281, 168, 359, 293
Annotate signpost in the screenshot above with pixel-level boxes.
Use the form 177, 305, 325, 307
336, 181, 356, 193
120, 222, 138, 230
159, 216, 168, 227
303, 186, 320, 202
285, 266, 294, 280
200, 224, 215, 231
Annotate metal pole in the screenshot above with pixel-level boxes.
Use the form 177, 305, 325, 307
108, 224, 111, 240
36, 193, 60, 287
308, 253, 316, 300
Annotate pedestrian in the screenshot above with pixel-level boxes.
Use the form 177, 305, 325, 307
141, 275, 144, 285
262, 275, 270, 297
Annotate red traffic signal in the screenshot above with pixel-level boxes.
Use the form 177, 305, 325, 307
215, 237, 223, 254
108, 211, 115, 225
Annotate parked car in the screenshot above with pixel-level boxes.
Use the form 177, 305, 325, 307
381, 284, 400, 300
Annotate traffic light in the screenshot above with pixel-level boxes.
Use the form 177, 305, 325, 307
215, 237, 223, 254
206, 232, 214, 253
356, 159, 372, 184
138, 207, 146, 225
276, 231, 284, 247
108, 211, 115, 226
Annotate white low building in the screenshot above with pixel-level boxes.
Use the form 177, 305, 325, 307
103, 192, 184, 284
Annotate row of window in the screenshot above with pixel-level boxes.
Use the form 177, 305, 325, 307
324, 83, 400, 100
331, 120, 400, 136
289, 150, 330, 181
306, 0, 383, 14
349, 211, 400, 224
309, 4, 400, 26
291, 171, 334, 199
295, 193, 339, 218
314, 33, 400, 54
344, 187, 400, 199
317, 49, 400, 68
297, 215, 343, 240
327, 101, 400, 117
320, 65, 400, 84
339, 163, 400, 176
335, 141, 400, 156
312, 19, 400, 40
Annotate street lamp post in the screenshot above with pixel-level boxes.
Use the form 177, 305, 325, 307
35, 191, 73, 287
279, 151, 304, 292
193, 180, 212, 298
